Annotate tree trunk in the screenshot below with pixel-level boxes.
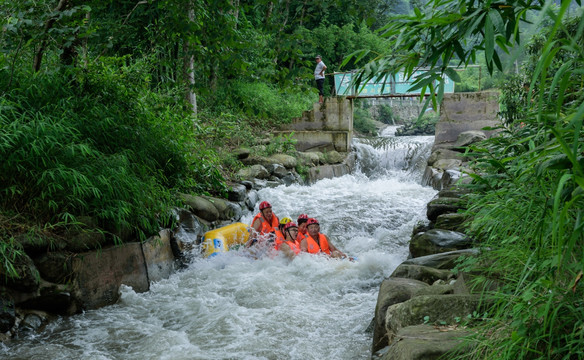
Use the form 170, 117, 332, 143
82, 12, 90, 68
184, 6, 197, 115
265, 2, 273, 25
209, 61, 218, 92
299, 0, 307, 27
33, 0, 70, 72
231, 0, 240, 25
279, 0, 290, 32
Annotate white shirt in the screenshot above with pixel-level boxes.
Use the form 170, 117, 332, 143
314, 61, 326, 80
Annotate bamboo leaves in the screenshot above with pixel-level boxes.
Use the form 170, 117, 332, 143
351, 0, 547, 106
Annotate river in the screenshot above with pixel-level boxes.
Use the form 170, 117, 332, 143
1, 126, 437, 360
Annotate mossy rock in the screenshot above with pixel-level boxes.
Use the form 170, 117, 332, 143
372, 278, 429, 354
410, 229, 473, 258
391, 264, 453, 285
384, 294, 484, 339
434, 213, 468, 232
267, 154, 297, 169
426, 197, 465, 222
381, 324, 473, 360
180, 193, 219, 222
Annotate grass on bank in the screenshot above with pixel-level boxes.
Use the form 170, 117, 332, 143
455, 119, 584, 359
450, 11, 584, 358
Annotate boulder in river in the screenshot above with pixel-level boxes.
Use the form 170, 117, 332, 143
379, 324, 473, 360
433, 158, 463, 171
390, 264, 454, 285
267, 154, 297, 169
227, 183, 247, 202
18, 312, 47, 336
426, 196, 465, 222
297, 151, 320, 166
4, 252, 40, 293
401, 249, 480, 270
421, 166, 443, 190
203, 196, 242, 221
454, 130, 487, 147
171, 207, 208, 259
180, 194, 219, 222
427, 148, 466, 166
409, 229, 473, 258
236, 164, 270, 180
265, 163, 288, 178
384, 294, 483, 341
0, 297, 15, 333
434, 212, 468, 232
324, 150, 344, 164
372, 278, 429, 354
32, 252, 74, 285
245, 190, 259, 210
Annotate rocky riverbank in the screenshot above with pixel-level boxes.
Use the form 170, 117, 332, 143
370, 129, 496, 360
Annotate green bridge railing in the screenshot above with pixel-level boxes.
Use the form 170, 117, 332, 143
333, 70, 456, 98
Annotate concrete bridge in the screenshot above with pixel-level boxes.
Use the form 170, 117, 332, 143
279, 92, 500, 154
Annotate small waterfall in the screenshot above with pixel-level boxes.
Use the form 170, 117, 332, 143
354, 126, 434, 180
1, 127, 437, 360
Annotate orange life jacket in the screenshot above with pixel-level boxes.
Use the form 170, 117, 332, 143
274, 230, 285, 249
296, 232, 307, 247
305, 233, 330, 255
280, 240, 300, 255
251, 212, 279, 235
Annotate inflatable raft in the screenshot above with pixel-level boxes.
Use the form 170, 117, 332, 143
202, 222, 251, 258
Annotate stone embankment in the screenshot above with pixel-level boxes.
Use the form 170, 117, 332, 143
370, 92, 501, 359
371, 143, 482, 359
1, 144, 356, 341
234, 147, 356, 186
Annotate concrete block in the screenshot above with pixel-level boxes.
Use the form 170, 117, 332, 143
435, 92, 501, 148
72, 243, 149, 310
142, 229, 176, 283
282, 97, 353, 152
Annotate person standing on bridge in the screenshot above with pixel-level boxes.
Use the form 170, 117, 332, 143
314, 55, 327, 104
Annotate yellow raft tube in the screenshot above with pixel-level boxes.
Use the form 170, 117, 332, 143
201, 222, 251, 258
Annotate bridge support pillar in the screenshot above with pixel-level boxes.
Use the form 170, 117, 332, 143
279, 97, 353, 152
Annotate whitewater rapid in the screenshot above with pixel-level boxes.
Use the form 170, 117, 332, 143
1, 127, 437, 360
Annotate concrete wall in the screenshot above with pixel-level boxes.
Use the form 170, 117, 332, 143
421, 91, 502, 190
72, 230, 175, 310
434, 92, 500, 149
280, 97, 353, 152
307, 152, 357, 184
292, 131, 351, 153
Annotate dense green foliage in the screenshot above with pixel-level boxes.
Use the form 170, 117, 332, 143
364, 0, 583, 358
459, 8, 584, 358
454, 64, 500, 92
395, 111, 438, 136
0, 0, 398, 280
0, 63, 222, 242
353, 107, 379, 136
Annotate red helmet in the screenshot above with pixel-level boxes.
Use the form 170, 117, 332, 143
284, 222, 298, 231
259, 201, 272, 210
297, 214, 309, 221
306, 218, 319, 226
